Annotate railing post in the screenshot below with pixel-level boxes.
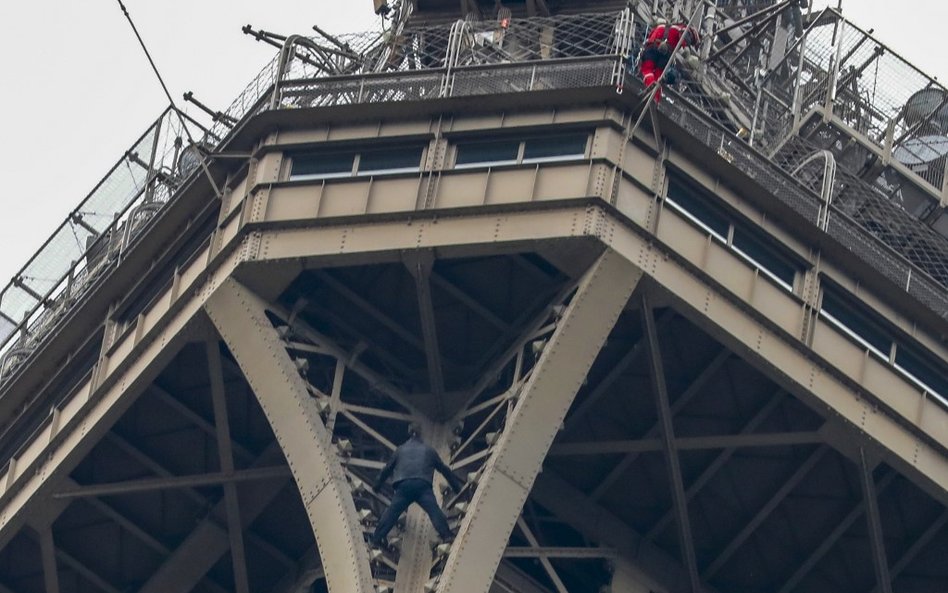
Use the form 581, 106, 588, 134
440, 19, 468, 98
823, 16, 845, 122
940, 157, 948, 208
611, 7, 635, 91
791, 150, 836, 232
882, 118, 896, 166
270, 35, 304, 110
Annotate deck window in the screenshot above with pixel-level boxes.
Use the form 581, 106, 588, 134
732, 228, 797, 290
358, 146, 424, 175
895, 344, 948, 404
522, 134, 588, 163
665, 175, 803, 292
454, 132, 590, 169
820, 286, 892, 357
666, 177, 730, 241
290, 146, 425, 180
455, 139, 520, 168
290, 152, 355, 180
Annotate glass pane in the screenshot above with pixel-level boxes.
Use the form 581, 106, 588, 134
455, 140, 519, 166
820, 287, 892, 355
895, 344, 948, 401
359, 146, 424, 173
732, 228, 798, 289
666, 176, 730, 239
291, 152, 355, 179
523, 133, 588, 161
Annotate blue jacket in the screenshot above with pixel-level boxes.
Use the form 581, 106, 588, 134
374, 436, 462, 492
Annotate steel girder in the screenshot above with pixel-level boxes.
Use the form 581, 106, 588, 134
204, 278, 375, 593
0, 199, 944, 592
232, 205, 948, 503
438, 250, 643, 593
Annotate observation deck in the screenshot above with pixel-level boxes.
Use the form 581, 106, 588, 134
0, 1, 943, 593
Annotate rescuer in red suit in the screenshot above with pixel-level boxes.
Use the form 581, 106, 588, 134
639, 20, 700, 102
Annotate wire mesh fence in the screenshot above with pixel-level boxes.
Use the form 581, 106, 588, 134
3, 3, 948, 389
0, 109, 202, 380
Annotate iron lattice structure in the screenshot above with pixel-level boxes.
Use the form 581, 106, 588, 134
2, 1, 948, 388
0, 2, 943, 593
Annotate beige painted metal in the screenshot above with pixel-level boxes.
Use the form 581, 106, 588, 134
204, 278, 375, 593
235, 207, 948, 501
205, 338, 251, 593
531, 471, 684, 593
438, 250, 643, 593
137, 444, 289, 593
0, 98, 945, 592
1, 200, 944, 592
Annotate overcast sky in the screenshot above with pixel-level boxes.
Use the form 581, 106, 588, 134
0, 0, 945, 290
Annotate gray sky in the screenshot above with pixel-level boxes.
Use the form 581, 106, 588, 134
0, 1, 944, 289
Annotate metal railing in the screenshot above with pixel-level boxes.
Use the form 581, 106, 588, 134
0, 109, 196, 378
3, 4, 947, 391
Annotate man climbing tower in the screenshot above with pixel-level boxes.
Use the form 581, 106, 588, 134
638, 19, 701, 102
371, 425, 463, 548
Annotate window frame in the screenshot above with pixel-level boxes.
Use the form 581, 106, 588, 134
819, 281, 948, 406
451, 132, 590, 170
288, 144, 426, 181
665, 174, 803, 293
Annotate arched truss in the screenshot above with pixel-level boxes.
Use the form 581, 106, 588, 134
204, 278, 375, 593
439, 250, 642, 593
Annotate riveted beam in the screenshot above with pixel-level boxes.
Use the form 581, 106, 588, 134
515, 517, 569, 593
503, 546, 617, 559
439, 250, 642, 593
431, 272, 509, 332
267, 300, 417, 414
206, 339, 250, 593
589, 348, 729, 502
642, 294, 701, 593
549, 431, 821, 456
53, 466, 290, 499
243, 205, 948, 504
462, 281, 577, 414
53, 544, 119, 593
561, 311, 675, 435
703, 446, 828, 580
135, 443, 290, 593
405, 252, 446, 414
860, 450, 893, 593
149, 384, 255, 462
532, 471, 713, 593
315, 270, 427, 353
493, 562, 555, 593
644, 390, 786, 541
39, 528, 60, 593
270, 544, 324, 593
776, 470, 897, 593
872, 508, 948, 592
204, 278, 374, 593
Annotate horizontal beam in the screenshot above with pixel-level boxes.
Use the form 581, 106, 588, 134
239, 204, 948, 503
52, 466, 291, 499
549, 432, 823, 455
503, 546, 617, 559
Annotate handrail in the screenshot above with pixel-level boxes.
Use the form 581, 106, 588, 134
2, 6, 947, 390
792, 150, 837, 231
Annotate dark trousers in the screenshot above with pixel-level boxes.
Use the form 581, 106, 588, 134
373, 478, 452, 543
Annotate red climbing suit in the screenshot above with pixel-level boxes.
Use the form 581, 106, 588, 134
639, 23, 700, 102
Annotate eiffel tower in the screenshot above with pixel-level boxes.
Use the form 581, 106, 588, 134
0, 1, 944, 592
